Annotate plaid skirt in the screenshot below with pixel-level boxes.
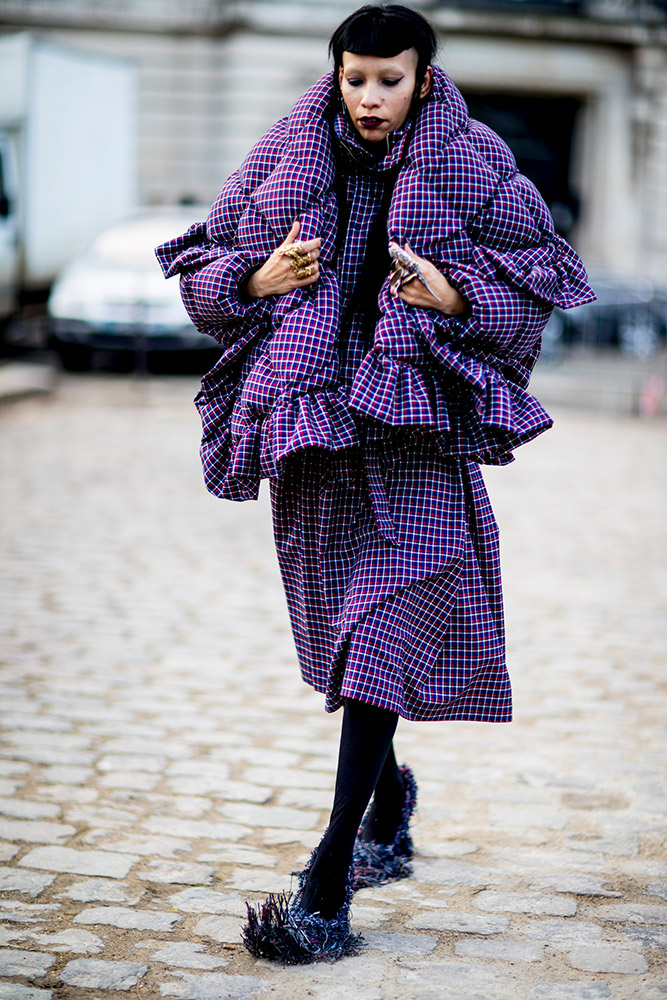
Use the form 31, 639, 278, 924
269, 427, 512, 722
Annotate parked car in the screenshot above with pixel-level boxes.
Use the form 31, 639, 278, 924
542, 273, 667, 361
48, 208, 215, 370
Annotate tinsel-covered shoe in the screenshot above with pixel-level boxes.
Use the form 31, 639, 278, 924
352, 763, 417, 890
242, 847, 363, 964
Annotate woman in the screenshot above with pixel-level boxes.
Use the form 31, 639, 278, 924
156, 4, 594, 964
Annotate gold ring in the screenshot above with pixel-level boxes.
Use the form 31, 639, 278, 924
294, 263, 314, 279
280, 245, 310, 263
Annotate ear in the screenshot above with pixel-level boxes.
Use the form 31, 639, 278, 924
338, 65, 344, 89
419, 65, 433, 99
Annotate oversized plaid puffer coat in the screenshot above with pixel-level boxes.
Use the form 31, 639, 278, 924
156, 68, 594, 722
156, 67, 594, 503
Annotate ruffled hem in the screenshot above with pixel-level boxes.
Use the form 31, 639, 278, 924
198, 387, 359, 501
348, 347, 551, 464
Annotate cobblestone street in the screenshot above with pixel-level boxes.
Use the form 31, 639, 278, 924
0, 373, 665, 1000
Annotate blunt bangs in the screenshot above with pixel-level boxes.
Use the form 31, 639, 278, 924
329, 4, 437, 82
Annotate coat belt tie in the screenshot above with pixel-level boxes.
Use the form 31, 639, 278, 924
362, 429, 398, 547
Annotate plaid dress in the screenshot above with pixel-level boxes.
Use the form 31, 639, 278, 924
156, 69, 594, 722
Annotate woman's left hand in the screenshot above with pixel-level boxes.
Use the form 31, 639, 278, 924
393, 245, 468, 317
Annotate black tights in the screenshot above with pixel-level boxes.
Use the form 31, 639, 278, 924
299, 698, 401, 919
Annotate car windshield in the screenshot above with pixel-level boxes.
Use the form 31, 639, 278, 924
91, 214, 202, 269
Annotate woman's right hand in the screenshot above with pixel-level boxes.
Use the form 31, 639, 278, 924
246, 221, 321, 299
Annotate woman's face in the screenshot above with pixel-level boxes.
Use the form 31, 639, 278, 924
338, 48, 432, 143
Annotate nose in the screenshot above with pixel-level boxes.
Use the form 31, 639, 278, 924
360, 83, 382, 109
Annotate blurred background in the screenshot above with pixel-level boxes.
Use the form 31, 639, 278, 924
0, 0, 666, 400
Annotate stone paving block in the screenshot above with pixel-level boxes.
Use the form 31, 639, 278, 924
218, 802, 321, 829
212, 746, 300, 768
90, 833, 192, 857
521, 918, 603, 946
533, 983, 613, 998
619, 924, 667, 948
241, 766, 333, 789
59, 878, 143, 903
0, 842, 19, 861
0, 763, 32, 777
166, 760, 230, 779
158, 971, 267, 999
224, 868, 294, 893
99, 738, 190, 758
99, 771, 160, 791
349, 905, 395, 928
0, 985, 53, 999
74, 906, 182, 931
591, 902, 667, 924
136, 861, 215, 884
566, 945, 648, 973
0, 819, 75, 843
139, 941, 228, 969
362, 931, 437, 955
158, 795, 212, 818
39, 766, 93, 785
645, 880, 667, 901
488, 806, 570, 830
278, 787, 333, 810
197, 845, 277, 867
492, 846, 605, 873
0, 869, 55, 897
19, 846, 138, 878
0, 781, 21, 797
0, 798, 60, 820
474, 891, 577, 916
30, 929, 104, 954
528, 874, 622, 897
418, 840, 479, 858
168, 887, 246, 916
454, 938, 545, 962
64, 803, 139, 829
0, 949, 55, 977
407, 911, 510, 934
36, 784, 98, 804
165, 777, 231, 797
97, 754, 167, 773
194, 780, 272, 804
261, 828, 321, 848
412, 859, 498, 888
142, 816, 251, 842
399, 959, 509, 994
3, 732, 91, 751
0, 901, 60, 923
0, 929, 29, 947
565, 834, 640, 856
60, 957, 148, 990
0, 748, 96, 766
192, 915, 244, 943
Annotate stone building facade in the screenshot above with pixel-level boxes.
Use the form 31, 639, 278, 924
1, 0, 666, 282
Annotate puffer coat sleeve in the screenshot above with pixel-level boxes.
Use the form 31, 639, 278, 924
154, 120, 290, 347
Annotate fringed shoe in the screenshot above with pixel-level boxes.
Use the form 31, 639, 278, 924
352, 763, 417, 890
242, 847, 363, 965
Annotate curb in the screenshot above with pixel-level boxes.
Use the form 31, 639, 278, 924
0, 362, 57, 405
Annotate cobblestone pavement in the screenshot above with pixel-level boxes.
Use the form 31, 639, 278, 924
0, 374, 665, 1000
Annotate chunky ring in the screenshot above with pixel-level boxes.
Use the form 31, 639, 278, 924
293, 263, 314, 279
280, 245, 310, 264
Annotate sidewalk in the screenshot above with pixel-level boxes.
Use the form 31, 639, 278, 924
0, 375, 665, 1000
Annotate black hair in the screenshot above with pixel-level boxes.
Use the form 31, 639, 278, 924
328, 4, 437, 89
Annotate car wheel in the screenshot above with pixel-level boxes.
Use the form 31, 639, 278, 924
55, 342, 94, 372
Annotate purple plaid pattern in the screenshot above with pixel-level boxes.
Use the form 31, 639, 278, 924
155, 68, 595, 721
155, 68, 595, 501
271, 430, 510, 721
